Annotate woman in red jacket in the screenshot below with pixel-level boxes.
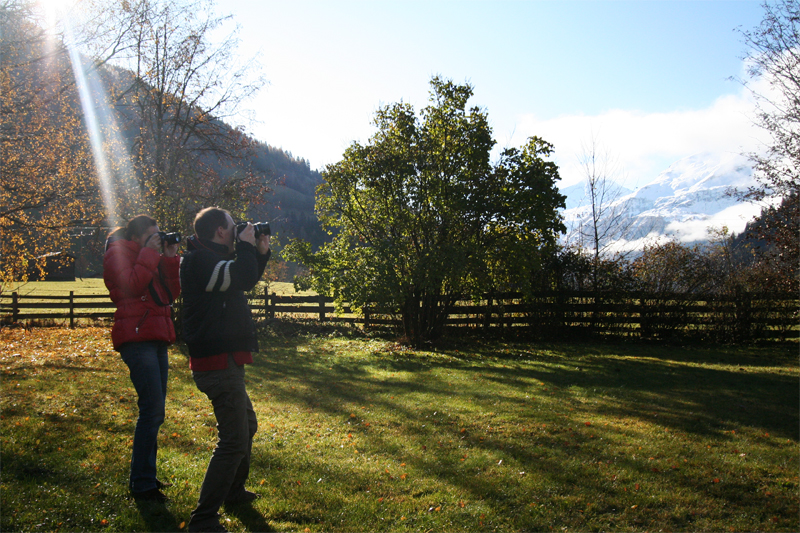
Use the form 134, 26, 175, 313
103, 215, 180, 502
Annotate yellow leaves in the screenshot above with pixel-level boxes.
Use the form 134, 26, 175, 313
179, 521, 186, 529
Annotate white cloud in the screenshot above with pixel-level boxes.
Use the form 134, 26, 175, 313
511, 87, 771, 190
665, 201, 765, 243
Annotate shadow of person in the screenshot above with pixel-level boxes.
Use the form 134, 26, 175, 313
224, 502, 275, 532
135, 499, 182, 532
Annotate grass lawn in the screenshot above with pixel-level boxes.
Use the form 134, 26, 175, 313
1, 324, 797, 532
2, 280, 305, 297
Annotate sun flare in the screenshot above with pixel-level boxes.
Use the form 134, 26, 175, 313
37, 0, 74, 28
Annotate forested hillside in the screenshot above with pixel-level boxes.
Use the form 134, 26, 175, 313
246, 142, 328, 249
99, 62, 327, 249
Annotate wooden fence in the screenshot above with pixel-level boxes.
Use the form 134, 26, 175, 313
1, 290, 797, 342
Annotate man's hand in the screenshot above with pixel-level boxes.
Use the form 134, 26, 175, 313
256, 234, 270, 255
237, 223, 257, 246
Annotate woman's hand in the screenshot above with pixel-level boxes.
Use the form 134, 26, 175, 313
144, 232, 162, 251
164, 242, 179, 257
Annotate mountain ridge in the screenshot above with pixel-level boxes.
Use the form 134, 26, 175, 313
561, 152, 764, 251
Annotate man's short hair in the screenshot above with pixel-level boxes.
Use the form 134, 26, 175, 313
194, 207, 232, 241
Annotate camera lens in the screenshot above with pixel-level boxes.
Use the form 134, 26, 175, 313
158, 231, 181, 245
236, 222, 270, 238
253, 222, 271, 237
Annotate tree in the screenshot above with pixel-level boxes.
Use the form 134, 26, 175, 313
573, 134, 633, 290
284, 77, 565, 345
93, 0, 268, 232
737, 0, 800, 283
0, 0, 103, 287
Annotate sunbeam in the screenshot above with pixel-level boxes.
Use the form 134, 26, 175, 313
60, 12, 136, 228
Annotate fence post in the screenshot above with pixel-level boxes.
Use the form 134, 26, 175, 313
69, 291, 75, 328
12, 292, 19, 323
484, 294, 492, 330
364, 306, 370, 329
319, 294, 326, 322
268, 290, 276, 320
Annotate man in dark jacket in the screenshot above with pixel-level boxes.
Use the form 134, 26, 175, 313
181, 207, 270, 533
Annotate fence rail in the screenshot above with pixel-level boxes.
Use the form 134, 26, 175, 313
1, 290, 797, 341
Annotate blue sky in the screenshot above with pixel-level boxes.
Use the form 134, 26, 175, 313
219, 0, 768, 188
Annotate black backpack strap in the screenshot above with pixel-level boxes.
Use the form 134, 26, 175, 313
148, 265, 174, 307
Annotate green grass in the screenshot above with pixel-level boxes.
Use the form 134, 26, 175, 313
1, 325, 798, 532
2, 280, 306, 297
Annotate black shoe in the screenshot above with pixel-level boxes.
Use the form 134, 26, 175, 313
132, 487, 168, 503
224, 489, 259, 506
156, 479, 173, 489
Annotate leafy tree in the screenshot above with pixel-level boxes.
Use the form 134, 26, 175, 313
93, 0, 268, 232
0, 0, 103, 287
284, 77, 565, 345
629, 240, 711, 295
737, 0, 800, 283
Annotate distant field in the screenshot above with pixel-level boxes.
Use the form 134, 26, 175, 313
2, 279, 311, 297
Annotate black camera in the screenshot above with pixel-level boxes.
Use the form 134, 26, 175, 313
236, 221, 270, 238
158, 231, 182, 245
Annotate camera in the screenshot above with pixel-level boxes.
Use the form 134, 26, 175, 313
236, 221, 270, 238
158, 231, 182, 245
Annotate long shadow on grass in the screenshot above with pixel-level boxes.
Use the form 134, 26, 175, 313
224, 502, 275, 532
135, 500, 183, 532
253, 338, 798, 439
240, 334, 797, 529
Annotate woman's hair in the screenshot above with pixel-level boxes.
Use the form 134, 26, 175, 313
106, 214, 157, 247
124, 215, 158, 240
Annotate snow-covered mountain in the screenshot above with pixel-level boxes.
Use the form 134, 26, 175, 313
560, 152, 763, 252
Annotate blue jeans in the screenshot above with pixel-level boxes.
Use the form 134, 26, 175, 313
189, 356, 258, 530
120, 342, 169, 493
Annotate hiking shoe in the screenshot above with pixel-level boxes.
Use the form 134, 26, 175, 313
224, 489, 260, 505
131, 487, 168, 503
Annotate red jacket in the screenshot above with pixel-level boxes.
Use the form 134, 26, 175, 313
103, 239, 181, 350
